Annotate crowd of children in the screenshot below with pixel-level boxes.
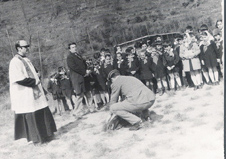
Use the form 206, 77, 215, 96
47, 20, 223, 115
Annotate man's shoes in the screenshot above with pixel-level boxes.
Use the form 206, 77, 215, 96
129, 121, 143, 131
149, 113, 163, 122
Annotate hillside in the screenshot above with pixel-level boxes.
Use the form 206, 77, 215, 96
0, 0, 223, 95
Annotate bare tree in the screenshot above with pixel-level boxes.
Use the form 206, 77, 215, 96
6, 29, 14, 57
19, 0, 32, 45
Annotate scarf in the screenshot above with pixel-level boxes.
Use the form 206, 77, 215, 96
142, 57, 148, 64
117, 59, 124, 68
202, 41, 210, 53
128, 57, 134, 68
16, 54, 41, 100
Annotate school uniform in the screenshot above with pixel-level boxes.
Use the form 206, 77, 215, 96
47, 79, 64, 100
200, 41, 219, 69
113, 59, 128, 75
101, 63, 115, 81
152, 51, 166, 79
126, 57, 140, 79
58, 76, 74, 99
100, 63, 115, 94
163, 49, 180, 74
139, 57, 154, 81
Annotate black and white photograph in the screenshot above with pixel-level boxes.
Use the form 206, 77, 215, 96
0, 0, 224, 158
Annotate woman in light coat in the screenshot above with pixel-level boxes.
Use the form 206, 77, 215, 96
180, 33, 202, 90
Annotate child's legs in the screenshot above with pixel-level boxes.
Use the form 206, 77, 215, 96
202, 68, 210, 83
145, 79, 153, 90
208, 67, 216, 82
190, 71, 198, 86
194, 70, 202, 85
99, 91, 106, 104
56, 99, 63, 115
157, 78, 162, 89
104, 91, 110, 103
161, 76, 168, 89
213, 67, 219, 82
168, 73, 175, 89
191, 70, 202, 86
174, 72, 182, 87
66, 97, 73, 110
182, 70, 189, 86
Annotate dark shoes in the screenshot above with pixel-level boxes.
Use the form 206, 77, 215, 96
213, 81, 220, 85
156, 88, 164, 96
129, 121, 143, 131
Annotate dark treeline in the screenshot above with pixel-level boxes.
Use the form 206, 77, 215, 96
0, 0, 222, 90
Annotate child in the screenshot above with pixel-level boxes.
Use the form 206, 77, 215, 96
83, 59, 96, 112
152, 41, 167, 95
125, 48, 140, 79
113, 52, 127, 75
200, 32, 220, 85
163, 41, 182, 91
91, 60, 106, 109
100, 54, 115, 103
56, 67, 75, 111
213, 29, 223, 79
47, 73, 65, 115
138, 49, 155, 90
180, 32, 202, 90
173, 35, 188, 88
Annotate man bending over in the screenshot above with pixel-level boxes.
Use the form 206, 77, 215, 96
108, 69, 156, 131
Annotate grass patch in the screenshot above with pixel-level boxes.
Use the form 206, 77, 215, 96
202, 103, 210, 107
144, 149, 156, 157
204, 92, 212, 96
174, 113, 188, 121
190, 96, 200, 100
161, 120, 171, 125
192, 120, 207, 127
165, 104, 173, 109
171, 126, 181, 131
198, 113, 207, 118
214, 122, 223, 131
184, 107, 195, 112
205, 86, 212, 90
154, 104, 161, 108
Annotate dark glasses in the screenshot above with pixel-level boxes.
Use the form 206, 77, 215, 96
21, 45, 29, 48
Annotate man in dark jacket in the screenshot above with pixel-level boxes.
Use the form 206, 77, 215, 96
67, 42, 90, 116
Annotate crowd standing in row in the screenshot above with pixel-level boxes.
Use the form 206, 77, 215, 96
47, 20, 223, 118
9, 20, 223, 144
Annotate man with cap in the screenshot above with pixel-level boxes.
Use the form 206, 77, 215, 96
108, 69, 156, 130
9, 40, 57, 144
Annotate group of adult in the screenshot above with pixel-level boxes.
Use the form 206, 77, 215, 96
8, 19, 223, 144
